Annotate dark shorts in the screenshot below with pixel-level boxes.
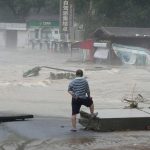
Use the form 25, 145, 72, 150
72, 97, 93, 115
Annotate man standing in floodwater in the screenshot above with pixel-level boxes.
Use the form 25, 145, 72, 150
68, 69, 98, 131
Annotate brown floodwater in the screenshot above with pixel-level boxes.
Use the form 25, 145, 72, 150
0, 49, 150, 149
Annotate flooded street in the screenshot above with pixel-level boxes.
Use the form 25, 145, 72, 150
0, 48, 150, 150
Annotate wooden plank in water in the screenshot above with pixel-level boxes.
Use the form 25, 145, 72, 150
0, 113, 34, 122
79, 109, 150, 131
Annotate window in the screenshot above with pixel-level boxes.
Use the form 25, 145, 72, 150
54, 30, 58, 34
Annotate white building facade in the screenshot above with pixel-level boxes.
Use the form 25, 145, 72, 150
0, 21, 60, 50
0, 23, 28, 48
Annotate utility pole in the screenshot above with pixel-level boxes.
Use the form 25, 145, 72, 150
84, 0, 93, 39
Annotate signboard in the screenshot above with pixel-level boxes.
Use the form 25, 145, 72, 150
69, 0, 74, 28
60, 0, 74, 33
27, 20, 59, 28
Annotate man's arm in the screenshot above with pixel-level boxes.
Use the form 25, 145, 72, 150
87, 91, 90, 98
68, 90, 75, 97
86, 81, 90, 98
68, 82, 75, 98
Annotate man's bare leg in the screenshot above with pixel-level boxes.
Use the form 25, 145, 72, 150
90, 103, 94, 114
71, 115, 77, 130
90, 104, 98, 117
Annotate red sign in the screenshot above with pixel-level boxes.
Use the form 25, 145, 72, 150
80, 39, 94, 50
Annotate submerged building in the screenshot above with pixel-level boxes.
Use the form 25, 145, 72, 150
0, 23, 27, 48
92, 27, 150, 65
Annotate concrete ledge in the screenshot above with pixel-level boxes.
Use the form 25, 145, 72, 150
79, 109, 150, 131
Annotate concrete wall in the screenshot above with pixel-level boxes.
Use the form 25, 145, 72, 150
0, 23, 60, 49
0, 29, 5, 47
17, 30, 28, 48
0, 23, 28, 48
0, 23, 26, 30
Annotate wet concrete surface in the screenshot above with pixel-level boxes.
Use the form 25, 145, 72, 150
0, 117, 150, 150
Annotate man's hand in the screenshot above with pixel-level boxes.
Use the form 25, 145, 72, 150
74, 95, 79, 100
68, 91, 78, 99
72, 93, 78, 99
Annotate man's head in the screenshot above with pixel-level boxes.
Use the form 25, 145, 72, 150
76, 69, 83, 77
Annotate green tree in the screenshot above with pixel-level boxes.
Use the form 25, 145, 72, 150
44, 0, 59, 14
0, 0, 59, 21
1, 0, 150, 38
74, 0, 150, 38
2, 0, 32, 17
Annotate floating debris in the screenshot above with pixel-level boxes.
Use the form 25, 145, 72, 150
23, 66, 75, 78
23, 66, 41, 77
49, 72, 75, 80
122, 84, 147, 108
122, 94, 145, 108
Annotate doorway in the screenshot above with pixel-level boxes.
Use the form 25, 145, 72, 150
6, 30, 17, 48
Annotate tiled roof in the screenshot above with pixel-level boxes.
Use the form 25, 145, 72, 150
95, 27, 150, 37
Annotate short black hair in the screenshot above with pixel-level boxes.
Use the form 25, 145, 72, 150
76, 69, 83, 77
